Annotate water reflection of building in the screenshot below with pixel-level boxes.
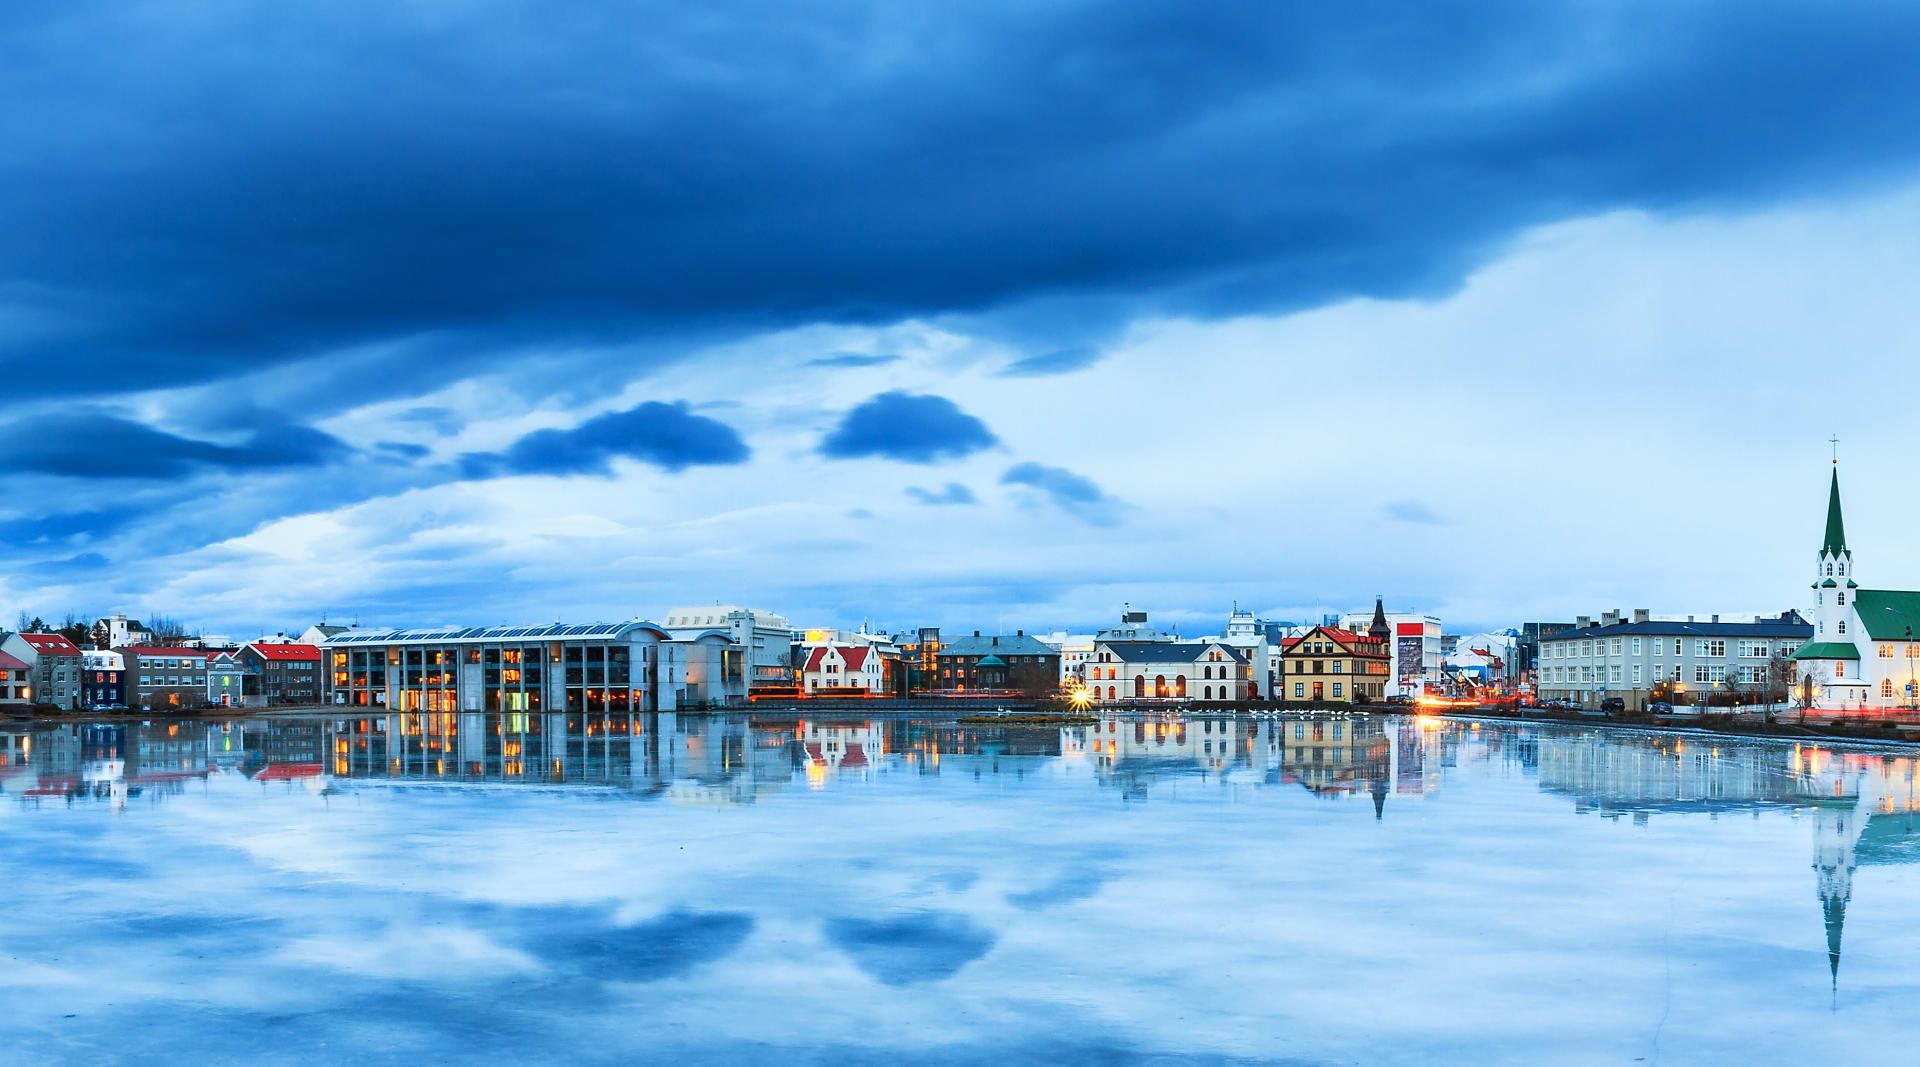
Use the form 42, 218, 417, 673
1062, 714, 1431, 815
0, 721, 212, 810
1535, 733, 1804, 819
1535, 729, 1920, 990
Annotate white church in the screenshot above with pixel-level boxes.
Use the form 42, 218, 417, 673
1792, 465, 1920, 710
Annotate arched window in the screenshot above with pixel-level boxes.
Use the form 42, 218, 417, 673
1835, 662, 1846, 678
1107, 685, 1116, 700
1883, 679, 1894, 698
1840, 621, 1848, 634
1827, 563, 1834, 576
1204, 685, 1214, 700
1155, 674, 1167, 697
1174, 674, 1186, 697
1133, 675, 1145, 698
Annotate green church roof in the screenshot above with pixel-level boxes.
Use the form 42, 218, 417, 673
1853, 589, 1920, 641
1822, 468, 1849, 558
1793, 641, 1860, 661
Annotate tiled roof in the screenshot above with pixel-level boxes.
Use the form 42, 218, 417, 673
247, 642, 322, 661
120, 646, 212, 657
804, 645, 873, 672
21, 633, 81, 655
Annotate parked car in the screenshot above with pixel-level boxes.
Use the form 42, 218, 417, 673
1384, 695, 1413, 706
1600, 697, 1625, 714
1647, 701, 1674, 715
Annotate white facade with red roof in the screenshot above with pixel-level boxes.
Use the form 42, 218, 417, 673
802, 644, 885, 693
3, 632, 85, 710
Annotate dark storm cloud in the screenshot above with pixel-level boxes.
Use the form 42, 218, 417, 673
0, 414, 347, 478
1001, 462, 1122, 525
457, 401, 749, 478
997, 347, 1103, 377
820, 392, 999, 463
5, 1, 1920, 409
905, 483, 979, 507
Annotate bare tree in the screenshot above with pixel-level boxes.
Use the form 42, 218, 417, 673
147, 614, 192, 643
1720, 667, 1746, 714
1763, 652, 1796, 724
1796, 672, 1817, 725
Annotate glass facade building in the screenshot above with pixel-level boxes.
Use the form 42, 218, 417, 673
320, 622, 746, 712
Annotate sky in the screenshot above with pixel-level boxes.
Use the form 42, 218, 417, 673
5, 0, 1920, 637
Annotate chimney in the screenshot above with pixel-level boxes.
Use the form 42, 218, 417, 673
1711, 614, 1720, 624
1601, 610, 1620, 626
992, 636, 999, 646
1016, 629, 1024, 637
1575, 616, 1591, 629
1633, 609, 1650, 624
973, 630, 981, 637
1687, 616, 1695, 623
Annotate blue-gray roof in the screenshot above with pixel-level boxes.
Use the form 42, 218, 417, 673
321, 621, 669, 645
1095, 641, 1248, 663
937, 633, 1058, 658
1542, 613, 1810, 641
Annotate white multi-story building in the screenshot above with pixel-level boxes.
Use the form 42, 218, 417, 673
1082, 641, 1249, 702
1537, 611, 1809, 709
1038, 632, 1097, 689
664, 605, 794, 692
1221, 610, 1280, 701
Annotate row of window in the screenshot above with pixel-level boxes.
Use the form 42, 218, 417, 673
1544, 664, 1774, 685
1547, 637, 1788, 659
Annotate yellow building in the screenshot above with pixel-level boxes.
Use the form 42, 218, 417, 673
1279, 625, 1391, 703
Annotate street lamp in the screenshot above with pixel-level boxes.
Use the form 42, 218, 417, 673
1908, 625, 1917, 714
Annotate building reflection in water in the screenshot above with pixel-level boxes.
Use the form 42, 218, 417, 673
5, 709, 1919, 992
1530, 728, 1920, 990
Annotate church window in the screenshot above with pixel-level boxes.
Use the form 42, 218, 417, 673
1883, 679, 1894, 698
1835, 662, 1846, 678
1838, 592, 1846, 606
1840, 621, 1848, 634
1827, 563, 1834, 576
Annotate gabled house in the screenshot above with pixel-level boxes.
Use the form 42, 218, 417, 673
1082, 641, 1249, 702
1279, 625, 1391, 704
802, 644, 884, 693
3, 633, 83, 710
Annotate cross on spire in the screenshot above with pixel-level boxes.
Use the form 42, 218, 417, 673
1831, 434, 1840, 465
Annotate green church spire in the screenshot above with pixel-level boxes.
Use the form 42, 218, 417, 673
1822, 467, 1848, 558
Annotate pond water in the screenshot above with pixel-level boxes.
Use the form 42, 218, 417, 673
1, 711, 1916, 1065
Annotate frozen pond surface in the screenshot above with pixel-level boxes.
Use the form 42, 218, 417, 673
2, 711, 1918, 1065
